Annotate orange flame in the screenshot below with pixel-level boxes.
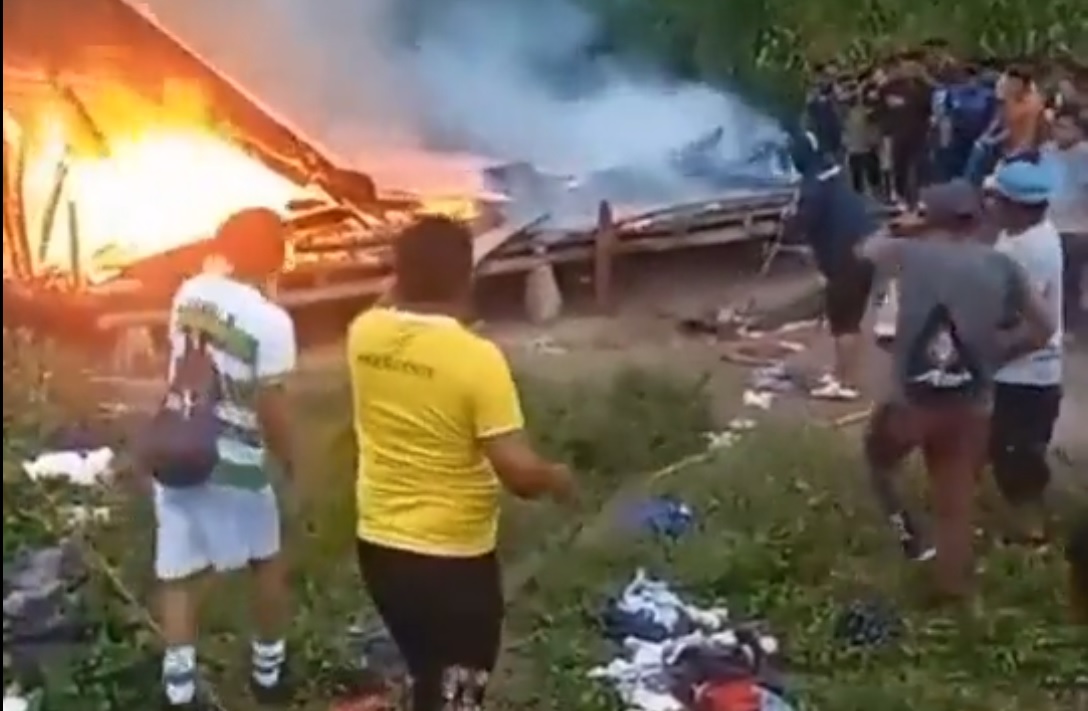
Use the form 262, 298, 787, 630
15, 80, 489, 282
24, 119, 304, 277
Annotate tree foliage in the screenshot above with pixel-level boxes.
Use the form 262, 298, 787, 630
583, 0, 1088, 116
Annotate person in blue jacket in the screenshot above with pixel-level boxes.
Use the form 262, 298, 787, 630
785, 131, 883, 400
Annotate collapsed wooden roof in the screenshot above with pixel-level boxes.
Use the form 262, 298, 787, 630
2, 0, 377, 208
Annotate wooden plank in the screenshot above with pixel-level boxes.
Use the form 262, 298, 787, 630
478, 219, 778, 275
593, 201, 615, 311
96, 214, 549, 329
472, 213, 549, 266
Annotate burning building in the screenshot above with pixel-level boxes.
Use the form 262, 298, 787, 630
3, 0, 504, 328
4, 0, 806, 340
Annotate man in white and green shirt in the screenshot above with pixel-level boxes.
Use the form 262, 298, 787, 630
153, 208, 297, 710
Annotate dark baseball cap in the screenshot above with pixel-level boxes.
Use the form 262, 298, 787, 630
920, 179, 983, 220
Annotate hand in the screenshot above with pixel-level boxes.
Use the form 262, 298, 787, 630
547, 463, 578, 507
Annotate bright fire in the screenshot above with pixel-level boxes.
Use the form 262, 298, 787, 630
22, 111, 305, 278
14, 80, 486, 283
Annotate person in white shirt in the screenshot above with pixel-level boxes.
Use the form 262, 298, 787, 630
986, 159, 1064, 544
144, 208, 298, 710
1044, 106, 1088, 335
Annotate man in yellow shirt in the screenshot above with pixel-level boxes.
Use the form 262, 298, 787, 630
347, 216, 575, 710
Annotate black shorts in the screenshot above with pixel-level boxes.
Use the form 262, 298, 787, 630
356, 539, 503, 710
989, 383, 1062, 504
824, 258, 875, 336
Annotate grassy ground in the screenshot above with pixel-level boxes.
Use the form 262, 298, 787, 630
3, 347, 1085, 710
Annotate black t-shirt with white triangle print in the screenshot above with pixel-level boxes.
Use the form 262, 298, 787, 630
903, 303, 983, 401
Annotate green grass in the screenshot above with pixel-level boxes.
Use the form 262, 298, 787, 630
493, 425, 1085, 711
4, 348, 1084, 710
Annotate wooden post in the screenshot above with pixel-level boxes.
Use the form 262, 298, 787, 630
66, 199, 83, 289
594, 200, 615, 311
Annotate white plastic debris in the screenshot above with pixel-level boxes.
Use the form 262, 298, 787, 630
742, 390, 774, 410
22, 447, 115, 486
3, 695, 29, 711
728, 418, 757, 432
60, 505, 112, 527
703, 431, 737, 449
775, 319, 819, 334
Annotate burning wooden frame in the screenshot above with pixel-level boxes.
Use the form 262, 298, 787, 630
3, 0, 803, 339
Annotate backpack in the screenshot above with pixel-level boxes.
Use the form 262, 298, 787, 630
138, 330, 224, 488
903, 303, 983, 403
947, 84, 994, 141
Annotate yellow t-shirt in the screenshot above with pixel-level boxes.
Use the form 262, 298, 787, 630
347, 308, 524, 557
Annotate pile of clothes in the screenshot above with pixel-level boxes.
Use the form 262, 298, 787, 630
4, 540, 89, 683
589, 571, 795, 711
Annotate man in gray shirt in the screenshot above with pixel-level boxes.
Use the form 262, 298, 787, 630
857, 179, 1055, 602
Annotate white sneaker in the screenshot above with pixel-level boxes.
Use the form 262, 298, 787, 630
810, 378, 860, 401
912, 546, 937, 562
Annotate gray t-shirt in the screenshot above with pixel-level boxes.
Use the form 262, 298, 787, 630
884, 239, 1027, 403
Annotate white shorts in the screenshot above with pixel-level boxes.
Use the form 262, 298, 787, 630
153, 483, 281, 581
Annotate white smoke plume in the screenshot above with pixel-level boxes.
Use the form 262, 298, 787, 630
139, 0, 777, 196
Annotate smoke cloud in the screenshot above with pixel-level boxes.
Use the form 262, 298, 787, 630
139, 0, 779, 198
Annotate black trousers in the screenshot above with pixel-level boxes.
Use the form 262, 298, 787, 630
1068, 513, 1088, 616
356, 540, 503, 711
1062, 233, 1087, 332
848, 151, 881, 195
890, 139, 926, 208
989, 383, 1062, 505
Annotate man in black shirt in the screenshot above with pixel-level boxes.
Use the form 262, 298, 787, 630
878, 58, 934, 209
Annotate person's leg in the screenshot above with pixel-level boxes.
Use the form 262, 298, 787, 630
815, 260, 874, 399
241, 487, 290, 701
1067, 515, 1088, 623
357, 540, 444, 710
848, 153, 864, 193
863, 401, 932, 559
922, 405, 989, 600
431, 553, 504, 709
891, 141, 910, 206
989, 383, 1062, 542
904, 149, 923, 209
863, 151, 882, 197
154, 488, 213, 709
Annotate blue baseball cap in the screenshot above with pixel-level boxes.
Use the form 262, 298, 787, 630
988, 158, 1056, 204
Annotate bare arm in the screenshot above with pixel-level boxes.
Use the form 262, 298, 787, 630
481, 432, 572, 501
472, 342, 573, 502
997, 260, 1056, 361
255, 311, 298, 479
256, 382, 295, 479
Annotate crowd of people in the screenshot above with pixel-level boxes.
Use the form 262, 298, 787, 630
137, 203, 1085, 710
805, 50, 1087, 207
790, 58, 1086, 618
120, 52, 1085, 711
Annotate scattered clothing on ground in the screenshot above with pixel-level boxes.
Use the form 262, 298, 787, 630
21, 448, 115, 487
4, 541, 88, 675
591, 571, 793, 711
623, 498, 696, 539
